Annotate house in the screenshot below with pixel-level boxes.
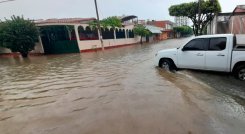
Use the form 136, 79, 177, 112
37, 17, 139, 54
207, 5, 245, 34
119, 15, 138, 26
147, 20, 175, 40
0, 16, 141, 55
145, 25, 162, 42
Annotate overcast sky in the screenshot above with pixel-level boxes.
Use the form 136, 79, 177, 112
0, 0, 244, 21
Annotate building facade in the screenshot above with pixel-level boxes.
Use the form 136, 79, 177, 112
0, 16, 141, 55
148, 20, 175, 40
207, 5, 245, 35
145, 25, 162, 42
174, 16, 189, 27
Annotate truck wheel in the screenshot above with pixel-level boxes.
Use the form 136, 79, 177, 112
160, 59, 173, 71
234, 65, 245, 81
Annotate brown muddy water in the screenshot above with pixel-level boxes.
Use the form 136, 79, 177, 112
0, 38, 245, 134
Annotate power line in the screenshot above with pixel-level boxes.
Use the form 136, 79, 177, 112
0, 0, 15, 4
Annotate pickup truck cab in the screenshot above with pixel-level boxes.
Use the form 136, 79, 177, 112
154, 34, 245, 81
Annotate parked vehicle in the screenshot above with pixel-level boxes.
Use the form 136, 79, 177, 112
154, 34, 245, 81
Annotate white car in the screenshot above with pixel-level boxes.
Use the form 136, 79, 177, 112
155, 34, 245, 81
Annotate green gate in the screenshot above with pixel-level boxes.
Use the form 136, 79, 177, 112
40, 25, 80, 54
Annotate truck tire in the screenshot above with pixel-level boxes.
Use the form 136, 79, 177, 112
160, 59, 174, 71
234, 64, 245, 81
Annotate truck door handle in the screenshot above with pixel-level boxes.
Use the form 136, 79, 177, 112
196, 53, 204, 56
217, 54, 225, 56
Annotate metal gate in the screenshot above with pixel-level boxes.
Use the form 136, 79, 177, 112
40, 25, 80, 54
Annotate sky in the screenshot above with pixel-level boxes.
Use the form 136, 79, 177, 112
0, 0, 244, 21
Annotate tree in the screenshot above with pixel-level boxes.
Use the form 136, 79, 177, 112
133, 24, 151, 44
169, 0, 221, 36
173, 26, 193, 37
89, 16, 122, 29
101, 16, 122, 29
0, 16, 39, 57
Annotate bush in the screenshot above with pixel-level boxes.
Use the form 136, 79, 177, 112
0, 16, 39, 57
173, 26, 193, 37
133, 24, 151, 44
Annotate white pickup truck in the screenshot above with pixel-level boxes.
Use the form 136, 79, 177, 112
154, 34, 245, 81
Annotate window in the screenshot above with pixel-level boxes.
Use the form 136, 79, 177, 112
70, 29, 77, 40
183, 38, 209, 51
102, 28, 114, 39
116, 29, 125, 39
129, 30, 134, 38
78, 26, 99, 41
209, 38, 226, 51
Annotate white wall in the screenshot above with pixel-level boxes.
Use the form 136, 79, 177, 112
74, 23, 141, 51
0, 23, 140, 54
77, 37, 140, 51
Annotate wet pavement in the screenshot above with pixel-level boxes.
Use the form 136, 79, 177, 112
0, 38, 245, 134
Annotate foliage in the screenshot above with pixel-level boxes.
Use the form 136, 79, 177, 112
133, 24, 151, 36
133, 24, 151, 44
169, 0, 221, 35
0, 22, 3, 46
89, 16, 122, 29
101, 16, 122, 29
0, 15, 39, 57
173, 26, 193, 37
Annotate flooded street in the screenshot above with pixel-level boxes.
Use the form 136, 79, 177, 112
0, 38, 245, 134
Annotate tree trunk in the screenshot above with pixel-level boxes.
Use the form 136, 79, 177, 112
193, 25, 199, 36
140, 36, 143, 44
20, 52, 28, 58
200, 24, 206, 35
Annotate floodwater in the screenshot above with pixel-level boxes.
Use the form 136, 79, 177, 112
0, 38, 245, 134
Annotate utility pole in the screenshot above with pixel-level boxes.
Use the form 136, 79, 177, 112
197, 0, 201, 35
94, 0, 104, 51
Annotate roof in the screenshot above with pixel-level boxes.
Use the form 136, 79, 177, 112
215, 5, 245, 21
35, 18, 96, 24
226, 5, 245, 19
233, 5, 245, 13
145, 25, 162, 34
148, 20, 174, 28
120, 15, 137, 22
217, 12, 232, 16
237, 5, 245, 9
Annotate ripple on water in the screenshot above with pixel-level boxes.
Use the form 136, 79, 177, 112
0, 41, 245, 134
0, 116, 13, 121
